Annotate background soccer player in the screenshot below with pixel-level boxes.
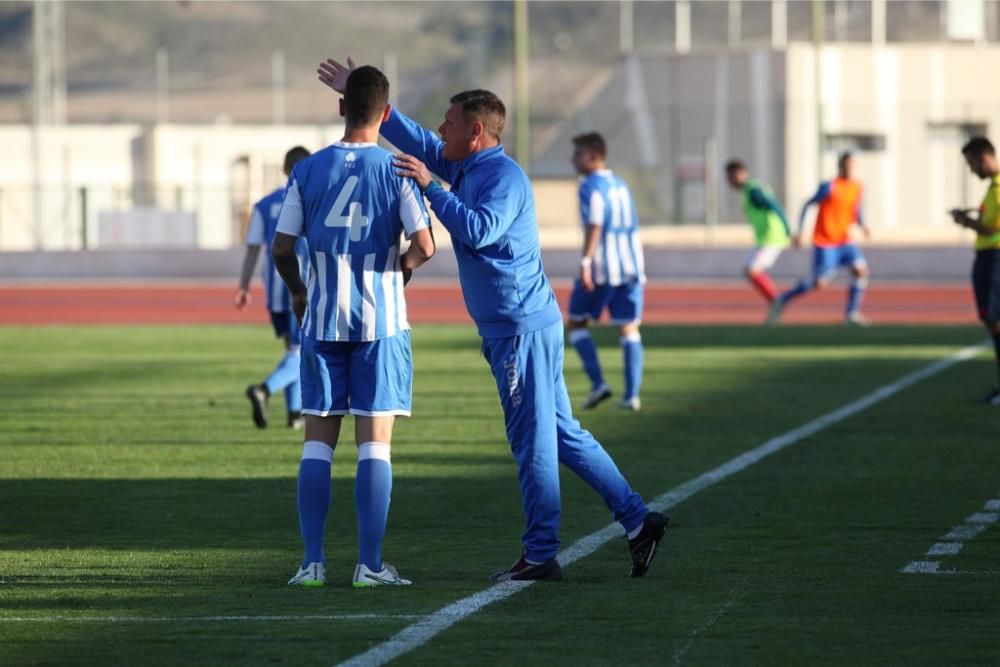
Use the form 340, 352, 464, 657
235, 146, 311, 430
272, 66, 435, 587
724, 159, 791, 308
566, 133, 646, 411
771, 152, 871, 325
951, 136, 1000, 406
319, 57, 667, 583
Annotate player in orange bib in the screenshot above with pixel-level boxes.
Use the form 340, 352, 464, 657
769, 152, 871, 325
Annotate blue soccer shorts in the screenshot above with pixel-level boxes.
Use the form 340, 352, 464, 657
567, 280, 644, 325
269, 310, 302, 346
300, 331, 412, 417
812, 243, 867, 283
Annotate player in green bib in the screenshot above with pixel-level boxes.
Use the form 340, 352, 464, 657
725, 160, 791, 307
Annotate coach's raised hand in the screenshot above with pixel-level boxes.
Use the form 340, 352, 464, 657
317, 57, 356, 94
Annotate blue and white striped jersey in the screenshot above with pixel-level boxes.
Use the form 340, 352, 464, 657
579, 170, 646, 287
276, 142, 430, 342
246, 187, 309, 313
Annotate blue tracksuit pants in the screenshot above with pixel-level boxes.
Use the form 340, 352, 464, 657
482, 321, 648, 562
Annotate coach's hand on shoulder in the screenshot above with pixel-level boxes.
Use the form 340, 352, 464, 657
234, 288, 251, 310
317, 57, 356, 95
394, 154, 433, 191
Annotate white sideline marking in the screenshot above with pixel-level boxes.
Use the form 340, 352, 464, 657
672, 581, 748, 665
337, 343, 986, 667
902, 494, 1000, 574
944, 524, 987, 541
0, 614, 423, 624
926, 542, 963, 556
902, 561, 941, 574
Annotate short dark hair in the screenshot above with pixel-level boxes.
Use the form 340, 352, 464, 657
344, 65, 390, 127
838, 151, 854, 168
572, 132, 607, 158
962, 136, 995, 157
283, 146, 311, 175
724, 159, 746, 174
449, 89, 506, 141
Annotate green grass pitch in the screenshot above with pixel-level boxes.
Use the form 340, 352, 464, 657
1, 324, 999, 665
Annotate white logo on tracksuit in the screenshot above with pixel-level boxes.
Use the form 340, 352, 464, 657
503, 355, 522, 408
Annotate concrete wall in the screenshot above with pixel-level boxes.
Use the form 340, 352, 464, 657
0, 246, 976, 282
0, 122, 344, 251
784, 43, 1000, 235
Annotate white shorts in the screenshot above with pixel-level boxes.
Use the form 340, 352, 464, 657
744, 246, 784, 273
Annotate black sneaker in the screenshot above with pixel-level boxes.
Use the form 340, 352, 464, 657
246, 384, 268, 429
582, 384, 613, 410
287, 411, 304, 429
627, 511, 669, 578
982, 388, 1000, 407
490, 556, 563, 583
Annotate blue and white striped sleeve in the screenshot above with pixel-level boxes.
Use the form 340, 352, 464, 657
275, 178, 305, 237
399, 179, 430, 238
246, 207, 265, 245
586, 189, 606, 226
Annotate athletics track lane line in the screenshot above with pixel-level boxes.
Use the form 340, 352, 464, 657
336, 341, 988, 667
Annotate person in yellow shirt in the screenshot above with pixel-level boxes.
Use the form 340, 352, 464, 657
951, 136, 1000, 406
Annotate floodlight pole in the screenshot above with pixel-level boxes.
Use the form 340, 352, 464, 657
272, 50, 286, 125
812, 0, 825, 180
156, 48, 170, 124
384, 51, 399, 107
620, 0, 634, 55
728, 0, 742, 49
32, 0, 66, 249
513, 0, 530, 173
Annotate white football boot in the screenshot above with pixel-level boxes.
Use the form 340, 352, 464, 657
620, 397, 641, 412
352, 562, 412, 588
288, 562, 326, 587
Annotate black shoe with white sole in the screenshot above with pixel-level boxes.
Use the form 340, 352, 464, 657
582, 384, 613, 410
490, 556, 563, 583
246, 384, 269, 429
628, 511, 669, 578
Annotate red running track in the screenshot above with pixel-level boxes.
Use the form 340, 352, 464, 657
0, 281, 978, 326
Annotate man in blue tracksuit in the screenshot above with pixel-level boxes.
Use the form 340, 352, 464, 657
318, 58, 668, 581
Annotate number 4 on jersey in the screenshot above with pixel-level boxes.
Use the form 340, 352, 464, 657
324, 175, 370, 242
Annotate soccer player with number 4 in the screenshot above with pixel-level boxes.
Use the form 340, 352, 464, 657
272, 65, 435, 588
318, 57, 668, 583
